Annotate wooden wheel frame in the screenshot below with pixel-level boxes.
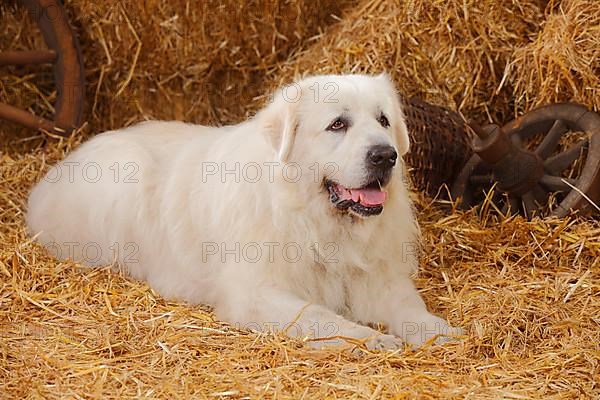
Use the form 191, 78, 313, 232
0, 0, 84, 135
452, 104, 600, 218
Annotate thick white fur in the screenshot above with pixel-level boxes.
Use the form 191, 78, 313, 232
27, 74, 461, 349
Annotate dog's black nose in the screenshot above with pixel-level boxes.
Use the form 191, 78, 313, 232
366, 145, 397, 170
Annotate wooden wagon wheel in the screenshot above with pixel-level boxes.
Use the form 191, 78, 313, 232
451, 104, 600, 218
0, 0, 85, 135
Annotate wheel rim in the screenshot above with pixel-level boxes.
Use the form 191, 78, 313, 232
0, 0, 85, 135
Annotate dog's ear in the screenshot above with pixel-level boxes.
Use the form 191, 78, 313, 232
259, 84, 301, 162
393, 103, 411, 156
376, 73, 410, 156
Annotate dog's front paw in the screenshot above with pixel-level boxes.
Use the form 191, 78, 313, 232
364, 334, 404, 351
399, 315, 463, 348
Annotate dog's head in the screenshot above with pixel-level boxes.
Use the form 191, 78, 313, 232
259, 74, 410, 219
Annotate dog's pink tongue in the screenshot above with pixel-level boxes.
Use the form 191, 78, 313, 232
354, 188, 387, 206
339, 186, 387, 206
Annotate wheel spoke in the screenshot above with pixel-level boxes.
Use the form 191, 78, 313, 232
501, 201, 508, 215
522, 192, 537, 219
501, 195, 520, 216
0, 102, 55, 132
544, 139, 588, 174
535, 120, 567, 159
0, 50, 57, 66
532, 184, 549, 204
509, 195, 520, 215
539, 175, 577, 192
469, 174, 493, 184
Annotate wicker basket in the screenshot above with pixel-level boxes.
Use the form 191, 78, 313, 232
401, 97, 472, 198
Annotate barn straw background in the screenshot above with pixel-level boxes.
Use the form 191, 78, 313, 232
1, 0, 599, 398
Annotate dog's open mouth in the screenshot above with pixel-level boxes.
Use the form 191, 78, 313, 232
325, 179, 387, 217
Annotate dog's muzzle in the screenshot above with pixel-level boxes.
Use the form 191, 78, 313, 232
324, 145, 398, 218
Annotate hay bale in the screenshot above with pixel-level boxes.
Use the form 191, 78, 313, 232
71, 0, 357, 129
510, 0, 600, 111
265, 0, 546, 123
261, 0, 597, 120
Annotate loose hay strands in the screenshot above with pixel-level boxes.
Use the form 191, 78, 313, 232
1, 0, 600, 398
2, 144, 599, 398
510, 0, 600, 112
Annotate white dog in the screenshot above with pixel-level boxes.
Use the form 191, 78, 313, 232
27, 74, 461, 349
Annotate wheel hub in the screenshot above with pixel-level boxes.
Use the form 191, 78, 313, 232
452, 103, 600, 218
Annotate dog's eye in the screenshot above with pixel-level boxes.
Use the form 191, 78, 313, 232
378, 114, 390, 128
327, 118, 346, 132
